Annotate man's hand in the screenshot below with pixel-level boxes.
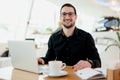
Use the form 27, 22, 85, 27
73, 60, 92, 71
38, 58, 45, 64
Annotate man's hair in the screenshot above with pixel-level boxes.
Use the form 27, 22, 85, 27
60, 3, 77, 15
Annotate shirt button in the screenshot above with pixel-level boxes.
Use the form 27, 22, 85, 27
66, 48, 69, 50
66, 57, 69, 59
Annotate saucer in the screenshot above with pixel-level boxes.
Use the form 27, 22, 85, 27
48, 71, 68, 77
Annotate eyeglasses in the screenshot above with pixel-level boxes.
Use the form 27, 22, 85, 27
60, 12, 75, 17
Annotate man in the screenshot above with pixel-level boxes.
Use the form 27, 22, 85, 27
38, 3, 101, 71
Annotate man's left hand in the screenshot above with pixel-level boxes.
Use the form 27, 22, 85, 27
73, 60, 92, 71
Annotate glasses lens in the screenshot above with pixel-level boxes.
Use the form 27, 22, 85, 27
61, 12, 75, 17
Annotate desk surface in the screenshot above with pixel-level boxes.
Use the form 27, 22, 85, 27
0, 66, 106, 80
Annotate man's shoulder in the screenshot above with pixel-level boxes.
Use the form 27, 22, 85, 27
77, 28, 90, 35
50, 29, 62, 38
76, 28, 94, 39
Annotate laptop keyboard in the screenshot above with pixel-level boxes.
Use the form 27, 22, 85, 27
39, 65, 49, 73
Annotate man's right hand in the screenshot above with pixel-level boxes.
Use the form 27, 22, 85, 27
38, 58, 45, 64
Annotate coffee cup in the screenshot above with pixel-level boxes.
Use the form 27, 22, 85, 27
48, 60, 66, 75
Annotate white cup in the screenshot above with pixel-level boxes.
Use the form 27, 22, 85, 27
48, 60, 66, 75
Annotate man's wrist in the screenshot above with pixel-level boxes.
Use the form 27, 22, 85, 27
87, 59, 93, 67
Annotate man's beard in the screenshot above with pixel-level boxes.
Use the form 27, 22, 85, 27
63, 21, 75, 29
64, 24, 73, 29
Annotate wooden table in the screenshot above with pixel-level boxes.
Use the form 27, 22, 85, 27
0, 66, 106, 80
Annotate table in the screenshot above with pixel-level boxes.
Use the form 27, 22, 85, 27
0, 66, 106, 80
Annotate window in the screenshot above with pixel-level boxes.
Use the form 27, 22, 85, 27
26, 0, 58, 38
0, 0, 58, 43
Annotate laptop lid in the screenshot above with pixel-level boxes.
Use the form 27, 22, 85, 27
8, 40, 40, 73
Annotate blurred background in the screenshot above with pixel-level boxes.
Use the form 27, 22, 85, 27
0, 0, 120, 68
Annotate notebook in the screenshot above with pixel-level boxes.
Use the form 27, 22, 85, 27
75, 68, 106, 80
8, 40, 48, 74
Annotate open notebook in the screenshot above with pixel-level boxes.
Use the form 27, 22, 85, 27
75, 68, 106, 80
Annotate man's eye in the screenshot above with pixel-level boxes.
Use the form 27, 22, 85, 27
63, 13, 66, 16
68, 13, 72, 16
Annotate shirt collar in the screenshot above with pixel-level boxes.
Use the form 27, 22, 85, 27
58, 27, 79, 37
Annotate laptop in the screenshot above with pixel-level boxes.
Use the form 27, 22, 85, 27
8, 40, 48, 74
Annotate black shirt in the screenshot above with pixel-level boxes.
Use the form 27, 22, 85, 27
42, 27, 101, 68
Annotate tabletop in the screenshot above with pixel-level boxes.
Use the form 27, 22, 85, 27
0, 66, 106, 80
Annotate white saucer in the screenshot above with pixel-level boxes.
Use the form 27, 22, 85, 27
48, 71, 68, 77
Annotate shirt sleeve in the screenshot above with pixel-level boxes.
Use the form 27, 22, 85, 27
86, 33, 101, 68
41, 35, 56, 64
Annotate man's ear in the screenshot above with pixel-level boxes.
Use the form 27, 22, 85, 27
75, 15, 77, 20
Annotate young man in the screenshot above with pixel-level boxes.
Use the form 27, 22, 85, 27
38, 3, 101, 71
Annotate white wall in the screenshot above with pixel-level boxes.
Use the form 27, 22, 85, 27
92, 32, 120, 68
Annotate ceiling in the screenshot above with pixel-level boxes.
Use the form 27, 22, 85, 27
46, 0, 119, 17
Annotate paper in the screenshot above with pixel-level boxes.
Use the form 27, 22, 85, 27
75, 68, 106, 80
0, 67, 13, 80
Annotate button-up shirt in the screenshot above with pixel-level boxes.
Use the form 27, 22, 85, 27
42, 27, 101, 68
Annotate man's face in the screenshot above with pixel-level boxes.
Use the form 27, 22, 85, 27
60, 6, 77, 29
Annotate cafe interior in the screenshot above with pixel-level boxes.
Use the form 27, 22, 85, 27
0, 0, 120, 80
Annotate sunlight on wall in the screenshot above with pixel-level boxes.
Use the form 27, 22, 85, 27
0, 0, 57, 42
0, 0, 32, 42
0, 0, 98, 43
76, 12, 96, 33
26, 0, 58, 37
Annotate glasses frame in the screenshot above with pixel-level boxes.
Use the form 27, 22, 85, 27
60, 12, 75, 17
